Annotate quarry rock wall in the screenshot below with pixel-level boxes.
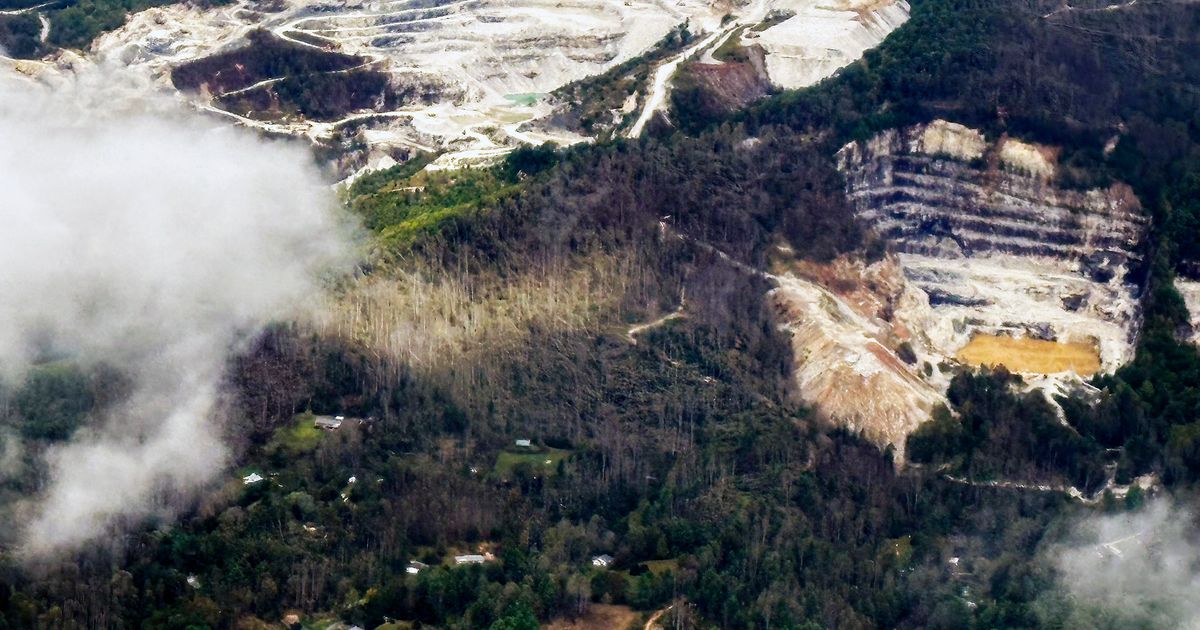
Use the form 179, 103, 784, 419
748, 0, 910, 89
773, 120, 1149, 461
836, 120, 1147, 373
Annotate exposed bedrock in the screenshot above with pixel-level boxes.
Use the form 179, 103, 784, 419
1176, 280, 1200, 345
770, 256, 945, 464
747, 0, 911, 89
772, 120, 1149, 461
73, 0, 914, 165
835, 120, 1147, 373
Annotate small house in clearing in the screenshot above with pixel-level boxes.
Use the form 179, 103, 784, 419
314, 414, 373, 431
515, 439, 532, 448
455, 554, 487, 565
407, 560, 429, 575
242, 472, 264, 485
592, 554, 614, 568
314, 415, 344, 431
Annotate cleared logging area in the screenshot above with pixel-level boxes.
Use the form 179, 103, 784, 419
957, 334, 1101, 376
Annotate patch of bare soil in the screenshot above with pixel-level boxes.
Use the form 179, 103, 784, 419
957, 334, 1101, 376
544, 604, 641, 630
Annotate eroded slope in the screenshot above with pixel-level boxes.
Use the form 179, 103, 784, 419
771, 255, 944, 462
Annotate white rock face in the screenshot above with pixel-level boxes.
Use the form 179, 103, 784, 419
912, 119, 986, 162
61, 0, 733, 171
746, 0, 910, 89
275, 0, 725, 100
18, 0, 910, 172
93, 3, 251, 78
94, 1, 719, 91
998, 137, 1057, 179
1176, 280, 1200, 345
898, 255, 1137, 370
837, 120, 1148, 374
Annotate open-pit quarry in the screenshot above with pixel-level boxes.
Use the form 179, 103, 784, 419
3, 0, 910, 177
837, 120, 1147, 374
770, 120, 1149, 461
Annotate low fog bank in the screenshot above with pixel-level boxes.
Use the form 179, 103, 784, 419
1040, 498, 1200, 628
0, 67, 356, 557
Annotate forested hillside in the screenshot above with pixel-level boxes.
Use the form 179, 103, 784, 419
2, 0, 1200, 629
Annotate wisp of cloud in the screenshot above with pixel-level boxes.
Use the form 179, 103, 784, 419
0, 67, 355, 556
1045, 498, 1200, 628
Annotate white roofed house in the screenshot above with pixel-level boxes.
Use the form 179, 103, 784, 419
313, 414, 373, 431
455, 554, 487, 564
313, 415, 344, 431
591, 554, 614, 568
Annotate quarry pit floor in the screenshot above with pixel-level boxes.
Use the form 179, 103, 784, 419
957, 334, 1101, 377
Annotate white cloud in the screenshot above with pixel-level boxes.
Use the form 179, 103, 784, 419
0, 66, 356, 556
1044, 498, 1200, 628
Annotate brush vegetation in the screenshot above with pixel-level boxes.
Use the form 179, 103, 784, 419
551, 23, 694, 138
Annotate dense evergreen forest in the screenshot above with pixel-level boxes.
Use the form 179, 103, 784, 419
0, 12, 46, 58
3, 0, 1200, 628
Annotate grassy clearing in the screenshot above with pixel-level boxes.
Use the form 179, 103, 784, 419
348, 164, 518, 249
749, 9, 795, 32
375, 623, 414, 630
493, 447, 570, 479
297, 614, 340, 630
711, 25, 750, 62
543, 604, 639, 630
269, 412, 325, 456
343, 151, 436, 196
641, 558, 679, 576
884, 535, 913, 566
957, 334, 1101, 376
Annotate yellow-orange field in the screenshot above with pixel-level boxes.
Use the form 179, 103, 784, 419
956, 334, 1101, 376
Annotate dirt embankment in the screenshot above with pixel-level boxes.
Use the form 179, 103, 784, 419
672, 44, 771, 122
771, 255, 946, 464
